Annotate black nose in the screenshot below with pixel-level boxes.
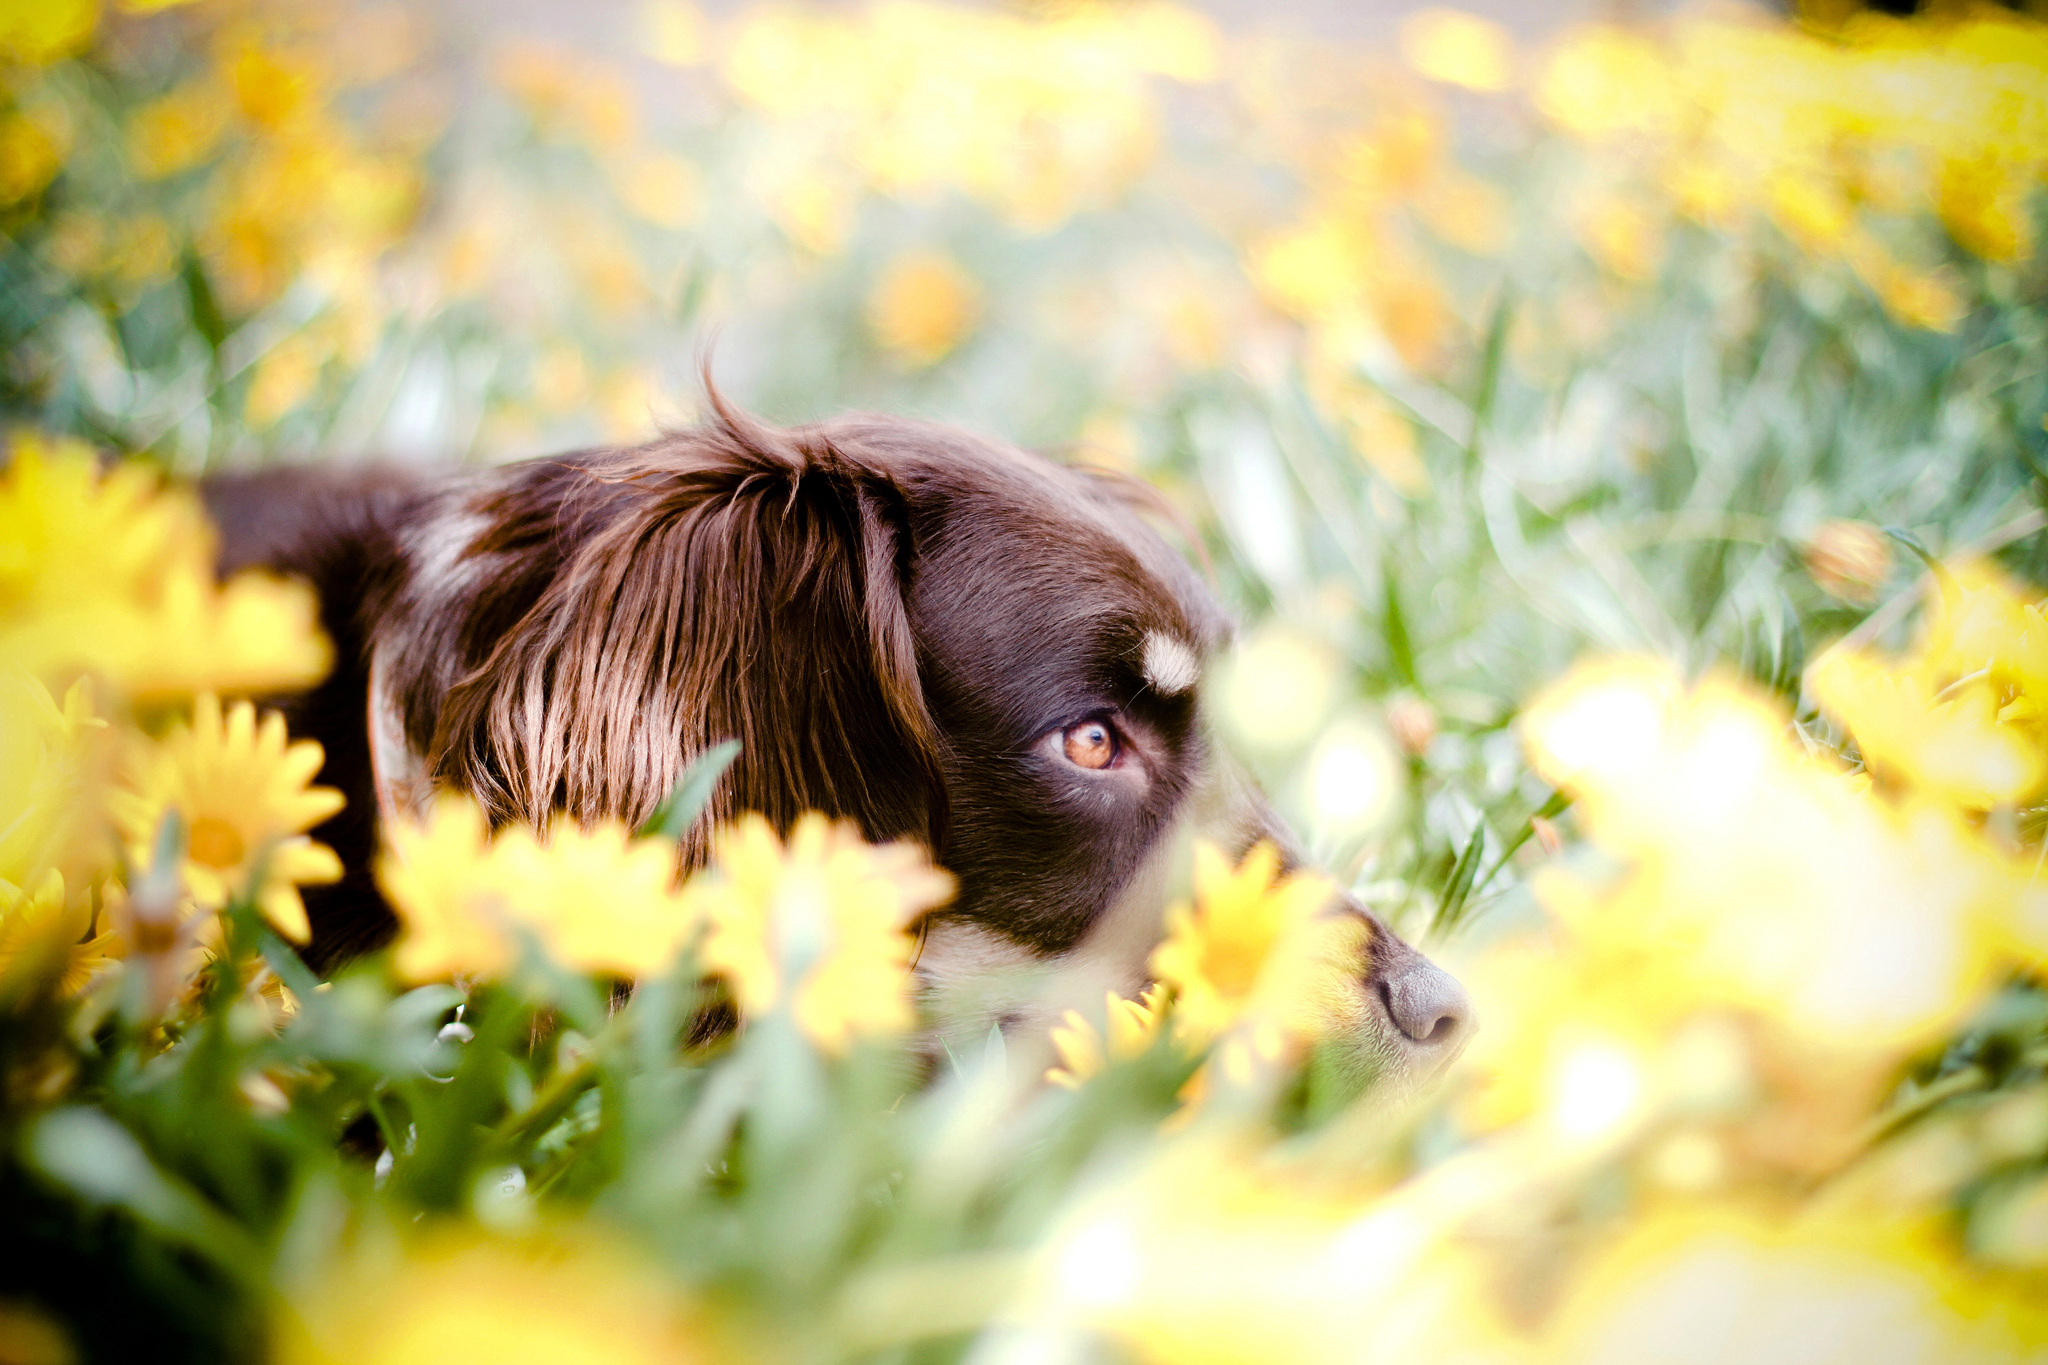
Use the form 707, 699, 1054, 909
1378, 959, 1473, 1053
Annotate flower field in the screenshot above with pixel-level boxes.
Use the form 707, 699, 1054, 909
4, 1, 2048, 1362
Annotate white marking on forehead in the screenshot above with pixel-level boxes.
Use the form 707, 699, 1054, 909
1141, 631, 1200, 696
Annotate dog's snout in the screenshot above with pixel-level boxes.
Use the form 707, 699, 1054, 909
1378, 960, 1471, 1052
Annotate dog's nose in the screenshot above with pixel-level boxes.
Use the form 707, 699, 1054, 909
1378, 959, 1472, 1053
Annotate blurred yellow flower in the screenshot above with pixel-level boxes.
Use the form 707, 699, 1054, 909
1536, 11, 2048, 329
112, 694, 343, 943
1399, 9, 1515, 93
0, 869, 115, 995
866, 250, 980, 367
244, 334, 327, 429
1549, 1207, 2048, 1364
281, 1230, 708, 1365
725, 1, 1214, 229
1148, 841, 1344, 1050
0, 0, 97, 66
1046, 986, 1166, 1089
0, 435, 331, 698
690, 814, 953, 1053
1809, 650, 2042, 808
0, 671, 110, 893
1521, 657, 2005, 1055
609, 148, 701, 230
0, 107, 68, 203
641, 0, 708, 67
127, 78, 232, 179
493, 43, 637, 148
380, 796, 699, 981
227, 38, 322, 131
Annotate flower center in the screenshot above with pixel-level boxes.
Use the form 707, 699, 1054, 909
187, 815, 247, 869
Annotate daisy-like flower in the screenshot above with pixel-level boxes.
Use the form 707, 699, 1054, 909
689, 814, 954, 1053
1, 670, 110, 892
0, 869, 117, 996
1046, 986, 1167, 1089
0, 435, 329, 698
379, 795, 700, 981
112, 694, 344, 943
1148, 841, 1345, 1052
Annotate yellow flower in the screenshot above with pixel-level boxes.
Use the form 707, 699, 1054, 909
380, 797, 700, 981
0, 0, 98, 66
690, 814, 953, 1053
1046, 986, 1167, 1089
1549, 1206, 2048, 1364
1398, 9, 1515, 93
865, 251, 980, 367
1148, 842, 1345, 1048
112, 695, 343, 943
0, 435, 330, 698
0, 869, 115, 996
280, 1229, 709, 1365
127, 78, 233, 180
0, 670, 110, 892
1808, 650, 2042, 808
1520, 657, 2005, 1055
0, 108, 67, 204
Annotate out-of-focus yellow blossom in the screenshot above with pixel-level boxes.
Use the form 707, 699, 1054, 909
1149, 842, 1348, 1058
1029, 1138, 1509, 1365
642, 0, 708, 68
1809, 559, 2048, 807
127, 78, 233, 179
380, 796, 700, 981
281, 1230, 710, 1365
1535, 12, 2048, 328
724, 1, 1216, 230
1805, 519, 1893, 605
112, 695, 343, 944
0, 672, 109, 892
0, 435, 331, 698
0, 870, 115, 995
493, 42, 638, 149
865, 250, 980, 367
1046, 987, 1166, 1089
244, 332, 328, 429
226, 37, 323, 131
1548, 1207, 2048, 1364
1520, 657, 2005, 1057
1809, 651, 2042, 809
608, 148, 701, 230
0, 0, 98, 66
1574, 191, 1665, 282
1305, 356, 1429, 496
0, 105, 69, 203
1399, 9, 1515, 94
1917, 560, 2048, 695
691, 814, 952, 1053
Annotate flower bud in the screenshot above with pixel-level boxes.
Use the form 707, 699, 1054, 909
1384, 694, 1438, 758
1804, 520, 1891, 606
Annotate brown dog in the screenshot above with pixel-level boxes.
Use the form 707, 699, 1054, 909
204, 396, 1469, 1079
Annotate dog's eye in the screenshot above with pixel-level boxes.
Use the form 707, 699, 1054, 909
1062, 719, 1119, 770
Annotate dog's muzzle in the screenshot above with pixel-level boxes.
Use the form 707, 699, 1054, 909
1355, 907, 1474, 1071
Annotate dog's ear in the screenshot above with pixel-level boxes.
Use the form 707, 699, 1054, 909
430, 402, 947, 866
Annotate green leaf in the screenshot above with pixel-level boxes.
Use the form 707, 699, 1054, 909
1431, 822, 1487, 938
641, 739, 742, 841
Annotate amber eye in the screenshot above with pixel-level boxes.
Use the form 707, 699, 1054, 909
1062, 718, 1118, 769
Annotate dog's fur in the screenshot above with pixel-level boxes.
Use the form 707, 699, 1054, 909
205, 396, 1468, 1074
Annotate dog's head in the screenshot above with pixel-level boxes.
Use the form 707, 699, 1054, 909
391, 397, 1468, 1082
